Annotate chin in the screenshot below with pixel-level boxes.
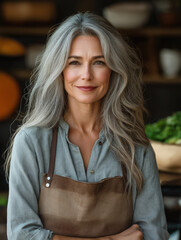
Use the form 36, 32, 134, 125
75, 97, 101, 104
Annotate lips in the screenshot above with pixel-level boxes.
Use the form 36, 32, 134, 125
76, 86, 97, 91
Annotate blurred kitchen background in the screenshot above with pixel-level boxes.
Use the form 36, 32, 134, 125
0, 0, 181, 239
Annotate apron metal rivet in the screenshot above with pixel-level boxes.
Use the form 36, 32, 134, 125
47, 176, 51, 180
46, 183, 50, 188
90, 170, 95, 174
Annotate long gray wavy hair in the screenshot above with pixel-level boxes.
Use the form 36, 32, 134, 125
5, 12, 149, 191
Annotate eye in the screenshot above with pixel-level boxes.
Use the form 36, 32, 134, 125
94, 60, 105, 65
69, 61, 80, 65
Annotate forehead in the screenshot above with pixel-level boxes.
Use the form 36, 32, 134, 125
69, 35, 103, 54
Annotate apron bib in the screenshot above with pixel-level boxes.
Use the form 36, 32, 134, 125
39, 127, 133, 237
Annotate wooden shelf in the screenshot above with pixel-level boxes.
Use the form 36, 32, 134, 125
160, 171, 181, 186
1, 26, 181, 37
0, 26, 52, 36
120, 27, 181, 37
143, 74, 181, 84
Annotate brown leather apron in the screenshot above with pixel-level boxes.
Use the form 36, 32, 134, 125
38, 127, 133, 237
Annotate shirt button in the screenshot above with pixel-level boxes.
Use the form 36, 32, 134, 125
98, 141, 102, 146
90, 170, 95, 174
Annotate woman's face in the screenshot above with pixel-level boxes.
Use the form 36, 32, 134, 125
63, 35, 111, 106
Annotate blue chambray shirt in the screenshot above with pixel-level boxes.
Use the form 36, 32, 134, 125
7, 119, 169, 240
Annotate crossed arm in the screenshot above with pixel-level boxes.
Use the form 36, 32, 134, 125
53, 224, 143, 240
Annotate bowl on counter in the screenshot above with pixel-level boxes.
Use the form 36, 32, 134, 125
151, 140, 181, 174
103, 2, 152, 29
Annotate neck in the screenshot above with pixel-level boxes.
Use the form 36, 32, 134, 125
64, 100, 102, 134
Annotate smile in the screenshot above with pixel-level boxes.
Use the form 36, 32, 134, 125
76, 86, 97, 91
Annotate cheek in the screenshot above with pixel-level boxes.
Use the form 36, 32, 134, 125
98, 69, 111, 85
63, 69, 76, 84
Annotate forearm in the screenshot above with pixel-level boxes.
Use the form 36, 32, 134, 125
52, 235, 107, 240
52, 224, 143, 240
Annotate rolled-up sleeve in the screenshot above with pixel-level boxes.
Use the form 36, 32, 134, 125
133, 144, 170, 240
7, 130, 53, 240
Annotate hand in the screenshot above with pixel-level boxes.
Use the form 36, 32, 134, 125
107, 224, 143, 240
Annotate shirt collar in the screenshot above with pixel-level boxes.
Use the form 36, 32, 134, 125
59, 118, 106, 143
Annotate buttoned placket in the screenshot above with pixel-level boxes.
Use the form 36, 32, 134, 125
65, 134, 87, 181
86, 139, 104, 182
60, 119, 105, 182
66, 137, 104, 182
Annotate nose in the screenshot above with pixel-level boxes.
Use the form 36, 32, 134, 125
81, 64, 92, 80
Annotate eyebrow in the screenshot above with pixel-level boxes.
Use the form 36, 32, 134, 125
68, 55, 104, 59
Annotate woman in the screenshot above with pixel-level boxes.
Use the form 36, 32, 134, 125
6, 12, 169, 240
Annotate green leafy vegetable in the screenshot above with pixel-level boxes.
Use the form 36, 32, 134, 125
145, 111, 181, 144
0, 195, 8, 206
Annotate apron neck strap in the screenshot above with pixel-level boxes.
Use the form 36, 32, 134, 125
46, 126, 58, 187
121, 163, 127, 188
